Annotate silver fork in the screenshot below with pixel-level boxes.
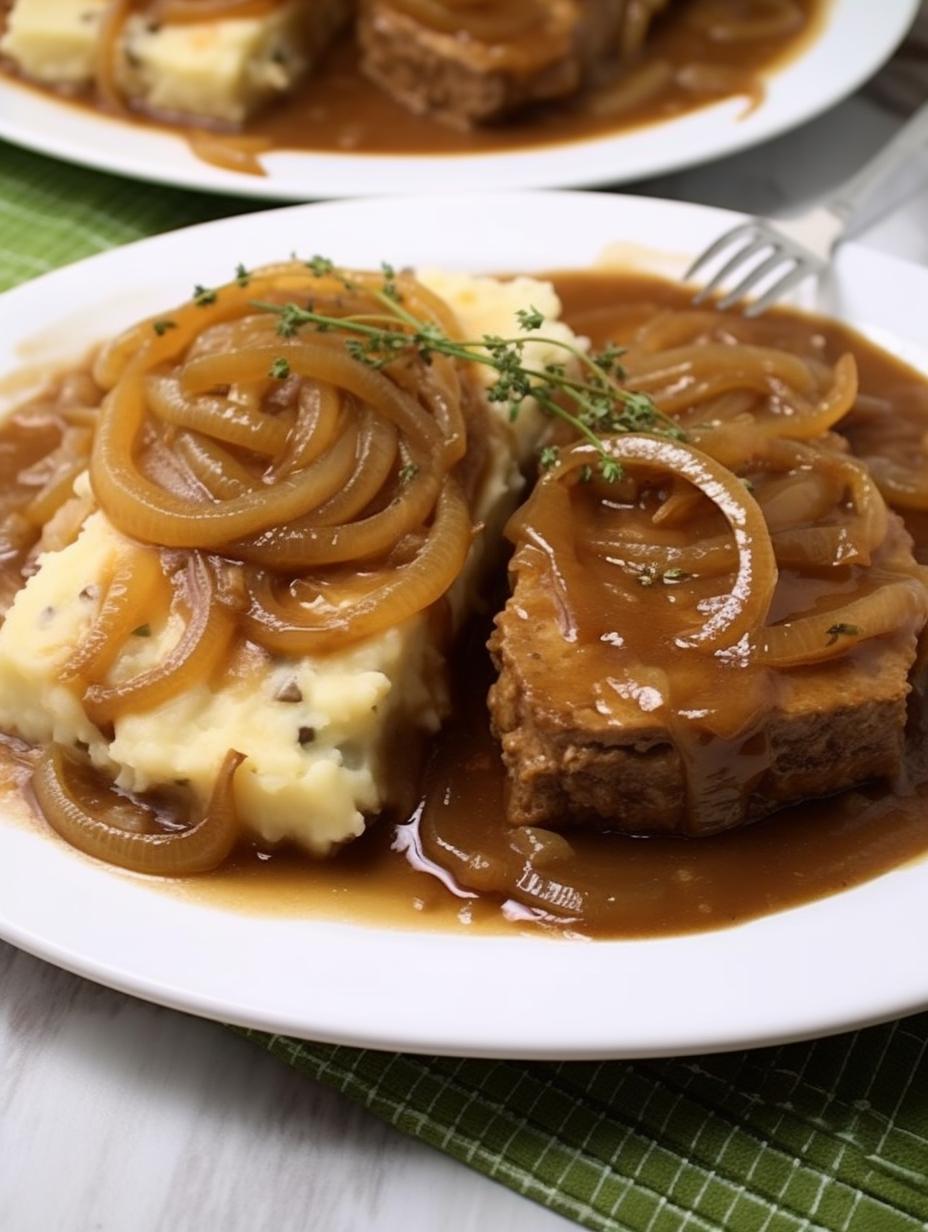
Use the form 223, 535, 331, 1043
685, 98, 928, 317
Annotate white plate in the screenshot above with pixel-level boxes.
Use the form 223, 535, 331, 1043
0, 0, 918, 200
2, 191, 928, 1060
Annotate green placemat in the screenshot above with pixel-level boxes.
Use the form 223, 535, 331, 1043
4, 138, 928, 1232
0, 143, 255, 291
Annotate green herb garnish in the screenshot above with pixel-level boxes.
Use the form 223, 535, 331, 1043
251, 260, 683, 484
538, 445, 560, 472
235, 263, 250, 287
306, 255, 334, 278
593, 342, 627, 379
152, 319, 176, 336
269, 357, 291, 380
193, 284, 217, 307
380, 261, 399, 302
515, 305, 544, 332
132, 624, 151, 638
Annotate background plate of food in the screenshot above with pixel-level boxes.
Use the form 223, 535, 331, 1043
0, 0, 919, 198
1, 190, 928, 1059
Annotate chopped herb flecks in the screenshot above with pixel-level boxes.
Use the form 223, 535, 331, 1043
826, 622, 860, 645
152, 319, 177, 337
269, 357, 291, 380
193, 284, 217, 307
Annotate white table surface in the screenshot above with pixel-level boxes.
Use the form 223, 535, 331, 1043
3, 84, 928, 1232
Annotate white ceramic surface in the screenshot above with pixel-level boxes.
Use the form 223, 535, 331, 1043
1, 190, 928, 1061
0, 0, 918, 200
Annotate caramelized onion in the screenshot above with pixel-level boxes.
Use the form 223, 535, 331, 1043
61, 548, 167, 684
620, 0, 671, 57
629, 343, 818, 391
181, 342, 445, 456
687, 0, 803, 41
675, 63, 764, 113
552, 435, 777, 651
186, 133, 272, 178
589, 61, 675, 118
242, 480, 472, 653
624, 307, 859, 446
271, 382, 342, 478
298, 413, 399, 527
232, 462, 441, 568
23, 459, 86, 527
146, 373, 290, 456
19, 426, 93, 526
83, 555, 236, 724
756, 580, 928, 667
589, 435, 890, 578
34, 746, 244, 875
849, 444, 928, 513
765, 438, 888, 566
755, 469, 839, 531
758, 354, 858, 442
172, 431, 260, 498
92, 373, 362, 547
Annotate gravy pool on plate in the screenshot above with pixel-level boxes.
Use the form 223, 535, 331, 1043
1, 263, 928, 940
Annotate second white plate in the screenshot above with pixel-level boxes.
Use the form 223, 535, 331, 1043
0, 0, 918, 200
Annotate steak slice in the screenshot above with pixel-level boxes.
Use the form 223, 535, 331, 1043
357, 0, 632, 128
489, 509, 927, 838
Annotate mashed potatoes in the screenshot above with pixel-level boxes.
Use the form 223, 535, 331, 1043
0, 271, 582, 854
418, 268, 587, 462
2, 0, 348, 124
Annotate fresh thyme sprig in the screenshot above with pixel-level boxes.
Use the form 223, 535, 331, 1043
249, 261, 685, 481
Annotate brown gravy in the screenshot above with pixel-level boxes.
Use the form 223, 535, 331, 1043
180, 617, 928, 939
5, 270, 928, 940
0, 0, 825, 167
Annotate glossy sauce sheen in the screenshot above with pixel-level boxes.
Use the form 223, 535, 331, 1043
165, 274, 928, 937
0, 0, 823, 164
5, 271, 928, 939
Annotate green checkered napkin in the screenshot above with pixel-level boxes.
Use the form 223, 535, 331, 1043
4, 140, 928, 1232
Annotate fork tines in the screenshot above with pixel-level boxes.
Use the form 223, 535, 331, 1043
685, 221, 824, 317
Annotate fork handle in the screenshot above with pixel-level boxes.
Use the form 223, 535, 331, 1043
825, 99, 928, 240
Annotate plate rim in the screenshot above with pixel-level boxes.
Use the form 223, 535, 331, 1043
2, 189, 928, 1060
0, 0, 919, 200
